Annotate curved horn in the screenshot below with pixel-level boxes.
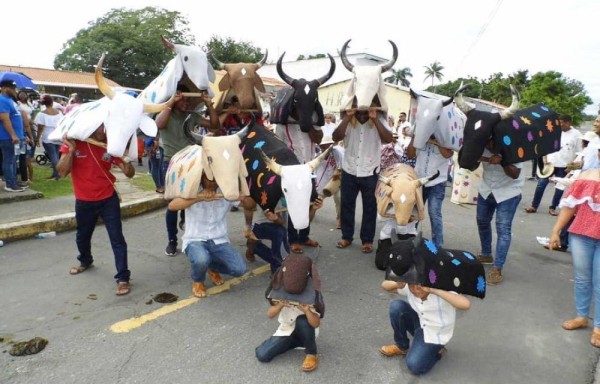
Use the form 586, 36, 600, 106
316, 53, 336, 85
209, 52, 226, 70
236, 126, 248, 140
441, 96, 454, 107
307, 145, 333, 170
95, 53, 115, 100
499, 85, 520, 120
417, 170, 440, 187
454, 82, 474, 113
259, 149, 282, 175
160, 35, 176, 52
256, 49, 268, 68
380, 40, 398, 73
339, 40, 354, 72
183, 112, 204, 145
379, 175, 391, 186
276, 52, 295, 86
143, 94, 175, 114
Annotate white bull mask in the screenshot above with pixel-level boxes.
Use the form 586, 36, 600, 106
280, 164, 314, 230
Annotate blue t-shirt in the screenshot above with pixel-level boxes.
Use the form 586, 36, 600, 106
0, 94, 24, 140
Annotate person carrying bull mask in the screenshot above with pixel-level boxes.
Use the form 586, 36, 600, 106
155, 83, 220, 256
333, 106, 394, 253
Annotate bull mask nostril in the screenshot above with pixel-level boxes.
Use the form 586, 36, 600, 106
436, 116, 440, 121
184, 56, 188, 62
208, 156, 213, 164
283, 188, 287, 193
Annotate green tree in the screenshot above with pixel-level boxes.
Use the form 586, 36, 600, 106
423, 61, 445, 88
54, 7, 195, 89
520, 71, 592, 125
385, 67, 413, 87
427, 77, 481, 98
297, 53, 326, 61
205, 35, 265, 65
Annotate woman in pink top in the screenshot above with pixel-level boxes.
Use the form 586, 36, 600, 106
550, 163, 600, 347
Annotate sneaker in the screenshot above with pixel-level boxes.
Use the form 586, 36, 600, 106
476, 254, 493, 264
230, 206, 239, 212
487, 267, 503, 285
17, 182, 30, 189
165, 241, 178, 256
4, 185, 25, 193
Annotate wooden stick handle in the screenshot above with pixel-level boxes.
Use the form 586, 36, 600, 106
181, 92, 208, 98
85, 138, 107, 149
194, 193, 225, 200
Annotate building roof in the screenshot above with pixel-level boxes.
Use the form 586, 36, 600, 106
0, 64, 121, 89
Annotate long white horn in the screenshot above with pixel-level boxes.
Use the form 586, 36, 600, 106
143, 94, 175, 114
95, 54, 115, 100
259, 149, 282, 175
454, 82, 473, 114
307, 145, 333, 170
379, 175, 391, 186
417, 170, 440, 187
499, 85, 520, 120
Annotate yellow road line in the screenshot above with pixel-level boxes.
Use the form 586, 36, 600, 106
110, 264, 271, 333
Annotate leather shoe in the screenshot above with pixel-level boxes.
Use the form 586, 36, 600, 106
562, 317, 588, 330
379, 344, 407, 356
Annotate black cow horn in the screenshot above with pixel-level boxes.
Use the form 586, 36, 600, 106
160, 35, 175, 52
257, 49, 268, 68
183, 113, 204, 145
340, 40, 354, 72
380, 40, 398, 73
276, 52, 295, 86
316, 54, 336, 85
442, 96, 454, 107
209, 52, 226, 70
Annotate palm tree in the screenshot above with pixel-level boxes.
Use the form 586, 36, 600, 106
423, 61, 445, 88
384, 67, 413, 87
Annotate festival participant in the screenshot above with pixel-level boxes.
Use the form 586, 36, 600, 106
0, 80, 26, 192
168, 173, 248, 298
56, 125, 135, 296
34, 94, 63, 180
314, 136, 344, 229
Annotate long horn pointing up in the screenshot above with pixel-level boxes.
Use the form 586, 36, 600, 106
95, 54, 115, 100
276, 52, 294, 86
499, 85, 520, 120
380, 40, 398, 73
257, 49, 268, 68
307, 144, 333, 170
339, 40, 354, 72
454, 82, 474, 114
316, 54, 336, 85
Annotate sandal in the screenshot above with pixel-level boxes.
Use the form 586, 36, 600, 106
562, 317, 588, 330
302, 354, 319, 372
69, 264, 92, 275
362, 243, 374, 253
336, 239, 352, 249
524, 207, 537, 213
549, 208, 559, 216
592, 329, 600, 348
116, 281, 130, 296
207, 269, 224, 286
291, 243, 303, 254
303, 239, 320, 247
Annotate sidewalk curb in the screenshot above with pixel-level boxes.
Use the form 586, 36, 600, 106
0, 196, 166, 243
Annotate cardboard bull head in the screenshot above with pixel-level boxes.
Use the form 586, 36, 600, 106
455, 84, 520, 171
49, 54, 169, 158
212, 51, 268, 113
273, 52, 336, 132
179, 113, 249, 200
411, 84, 468, 151
138, 36, 216, 104
339, 39, 397, 111
376, 163, 439, 226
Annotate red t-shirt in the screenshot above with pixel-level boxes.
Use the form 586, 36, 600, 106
561, 178, 600, 240
60, 141, 123, 201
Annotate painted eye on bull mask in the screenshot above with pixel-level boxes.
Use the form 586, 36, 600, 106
283, 188, 288, 193
184, 56, 189, 62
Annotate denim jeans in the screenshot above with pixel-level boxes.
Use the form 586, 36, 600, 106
252, 222, 289, 273
288, 215, 310, 245
0, 140, 17, 187
340, 170, 378, 244
255, 315, 317, 362
476, 193, 521, 269
42, 142, 60, 179
530, 167, 566, 209
422, 182, 446, 248
184, 240, 248, 282
75, 192, 130, 282
149, 147, 164, 190
163, 158, 184, 243
569, 233, 600, 327
389, 300, 444, 375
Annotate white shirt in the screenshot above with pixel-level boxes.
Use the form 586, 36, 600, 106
183, 193, 235, 250
274, 305, 320, 337
397, 286, 457, 345
342, 116, 390, 177
322, 122, 337, 138
547, 127, 582, 167
314, 146, 344, 195
34, 112, 63, 143
275, 123, 316, 164
414, 143, 450, 186
582, 136, 600, 171
478, 149, 524, 203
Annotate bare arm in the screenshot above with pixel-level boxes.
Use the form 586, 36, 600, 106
549, 206, 577, 249
426, 288, 471, 310
308, 127, 324, 144
56, 138, 76, 177
168, 197, 202, 211
267, 301, 286, 318
117, 160, 135, 178
155, 94, 182, 130
381, 280, 406, 291
371, 110, 393, 144
299, 304, 321, 328
199, 95, 221, 133
502, 164, 521, 179
0, 113, 19, 143
332, 110, 354, 142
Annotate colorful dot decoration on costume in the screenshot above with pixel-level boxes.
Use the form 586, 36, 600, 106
424, 239, 438, 254
531, 111, 541, 118
452, 259, 461, 266
503, 136, 511, 146
477, 276, 486, 293
463, 252, 474, 260
453, 277, 461, 287
429, 270, 437, 284
252, 159, 259, 170
179, 178, 185, 192
518, 147, 524, 158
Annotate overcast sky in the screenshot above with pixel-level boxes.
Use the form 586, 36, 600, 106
4, 0, 599, 114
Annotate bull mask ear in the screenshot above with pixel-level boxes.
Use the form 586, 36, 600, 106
307, 145, 333, 170
499, 85, 520, 120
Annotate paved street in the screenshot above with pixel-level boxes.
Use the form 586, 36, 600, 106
1, 172, 599, 384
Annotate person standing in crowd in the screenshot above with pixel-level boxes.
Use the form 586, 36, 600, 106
156, 84, 219, 256
146, 134, 164, 193
64, 93, 83, 115
17, 90, 35, 184
525, 115, 581, 216
333, 107, 393, 253
56, 124, 136, 296
34, 94, 63, 180
322, 113, 337, 138
579, 115, 600, 171
0, 80, 26, 192
314, 136, 344, 229
475, 141, 524, 285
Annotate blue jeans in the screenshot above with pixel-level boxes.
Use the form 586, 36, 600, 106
569, 233, 600, 327
0, 140, 17, 187
163, 158, 184, 243
340, 170, 378, 244
42, 142, 60, 179
476, 193, 521, 269
252, 222, 289, 273
184, 240, 247, 283
389, 300, 444, 375
288, 215, 310, 245
422, 182, 446, 248
75, 192, 130, 282
149, 147, 164, 190
255, 315, 317, 362
530, 167, 566, 209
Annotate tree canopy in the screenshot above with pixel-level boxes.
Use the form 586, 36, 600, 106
54, 7, 195, 89
385, 67, 413, 87
423, 61, 445, 88
205, 35, 265, 65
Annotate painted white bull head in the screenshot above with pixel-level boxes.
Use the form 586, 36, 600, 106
50, 54, 170, 158
138, 36, 216, 104
259, 146, 332, 229
411, 88, 462, 151
339, 40, 397, 111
